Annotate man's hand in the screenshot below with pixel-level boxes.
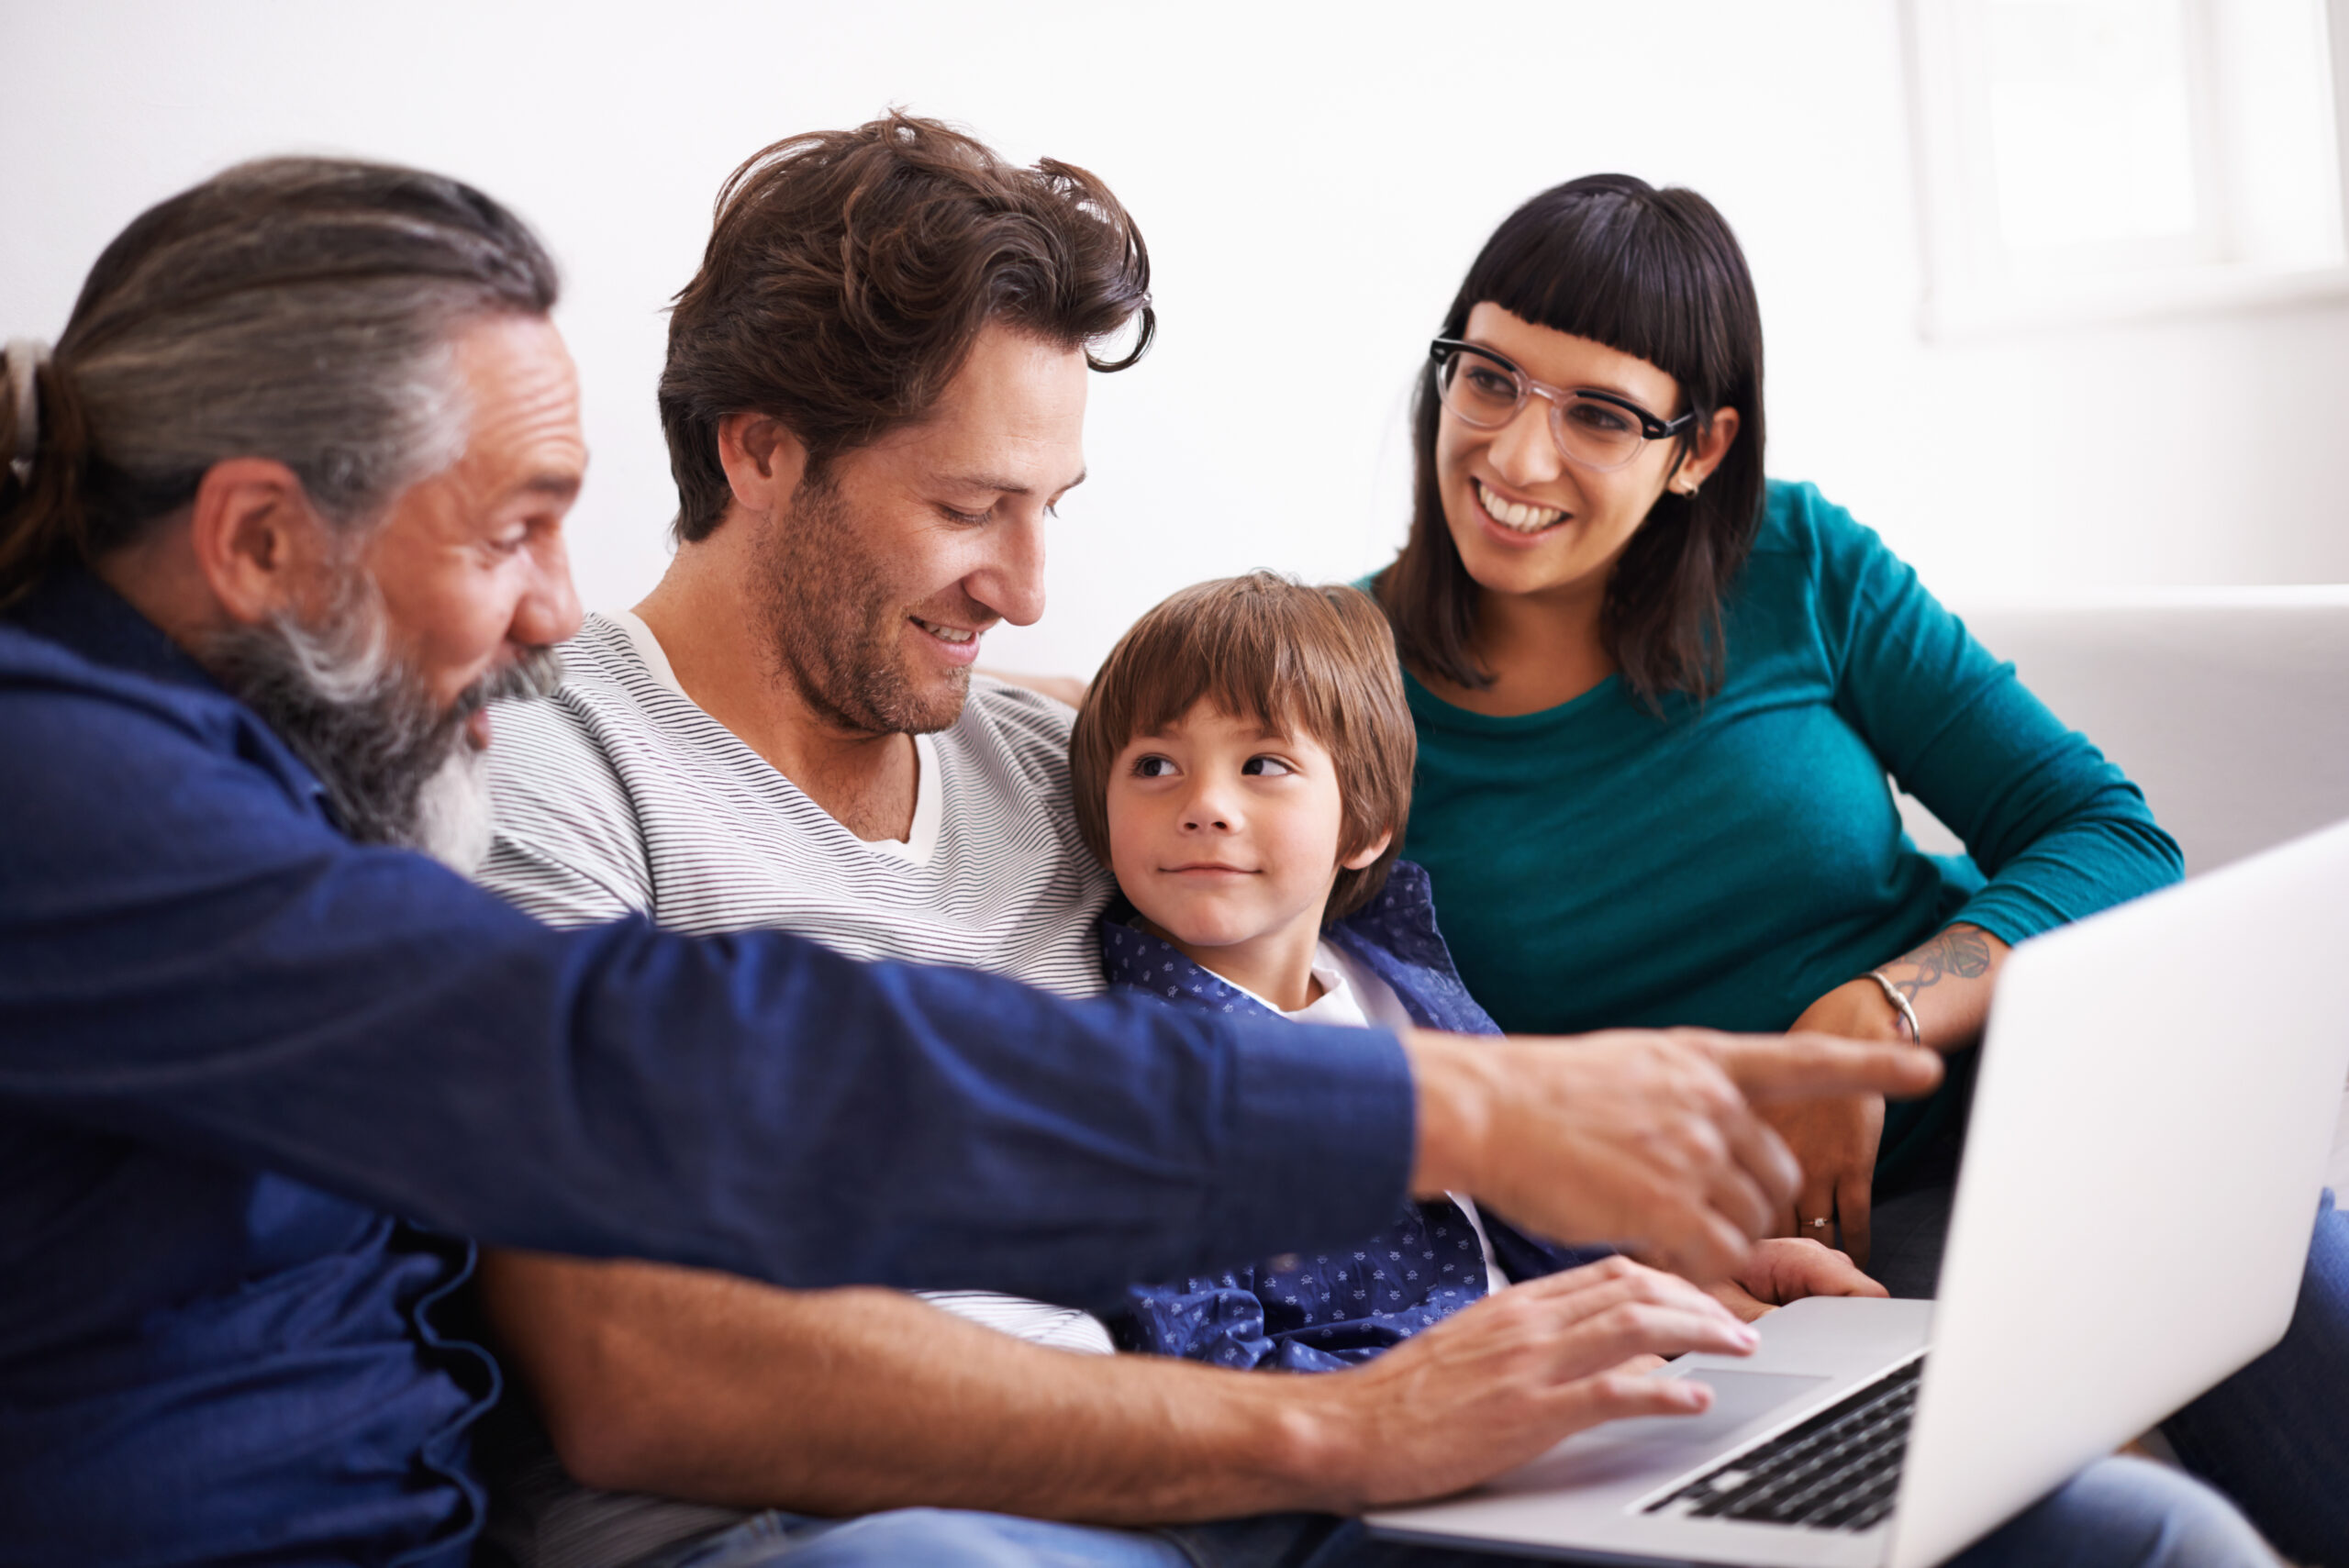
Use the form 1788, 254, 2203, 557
1405, 1028, 1941, 1284
1292, 1256, 1758, 1509
1707, 1237, 1887, 1324
482, 1252, 1754, 1526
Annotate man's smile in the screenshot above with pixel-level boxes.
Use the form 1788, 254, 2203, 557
910, 614, 980, 645
910, 614, 988, 669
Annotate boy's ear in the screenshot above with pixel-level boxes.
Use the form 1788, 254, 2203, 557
1341, 828, 1394, 872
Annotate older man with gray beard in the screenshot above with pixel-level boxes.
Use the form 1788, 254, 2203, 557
0, 154, 1956, 1568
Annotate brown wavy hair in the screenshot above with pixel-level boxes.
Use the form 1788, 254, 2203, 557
660, 113, 1155, 544
1070, 573, 1414, 923
1374, 173, 1765, 708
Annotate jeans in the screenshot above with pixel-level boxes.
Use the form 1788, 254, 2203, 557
641, 1457, 2266, 1568
2163, 1187, 2349, 1567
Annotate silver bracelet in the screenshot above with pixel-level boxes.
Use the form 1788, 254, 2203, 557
1865, 970, 1924, 1050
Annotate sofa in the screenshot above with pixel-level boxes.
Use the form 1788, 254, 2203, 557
1892, 586, 2349, 1194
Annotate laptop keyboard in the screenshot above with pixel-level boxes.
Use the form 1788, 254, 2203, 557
1643, 1356, 1924, 1532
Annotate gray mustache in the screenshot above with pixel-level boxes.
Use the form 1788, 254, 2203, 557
455, 647, 564, 717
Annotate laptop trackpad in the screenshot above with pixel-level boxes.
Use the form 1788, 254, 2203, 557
1486, 1372, 1831, 1496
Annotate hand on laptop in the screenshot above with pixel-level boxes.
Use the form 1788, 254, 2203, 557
1404, 1028, 1943, 1284
1291, 1255, 1756, 1510
1707, 1237, 1888, 1324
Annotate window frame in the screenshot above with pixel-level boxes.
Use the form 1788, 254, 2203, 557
1902, 0, 2349, 338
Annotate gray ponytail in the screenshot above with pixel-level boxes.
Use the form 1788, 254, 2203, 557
1, 157, 560, 606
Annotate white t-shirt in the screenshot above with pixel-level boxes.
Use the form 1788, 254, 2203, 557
478, 610, 1119, 1354
1230, 941, 1513, 1299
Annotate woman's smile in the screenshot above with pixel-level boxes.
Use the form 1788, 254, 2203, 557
1473, 476, 1568, 536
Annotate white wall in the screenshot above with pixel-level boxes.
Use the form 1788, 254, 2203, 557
6, 0, 2345, 677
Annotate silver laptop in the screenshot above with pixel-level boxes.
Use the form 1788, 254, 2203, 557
1366, 817, 2349, 1567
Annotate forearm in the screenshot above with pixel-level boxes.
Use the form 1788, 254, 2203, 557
18, 826, 1411, 1302
1798, 922, 2009, 1054
1792, 923, 2009, 1056
1951, 799, 2182, 946
1876, 922, 2009, 1051
478, 1251, 1355, 1525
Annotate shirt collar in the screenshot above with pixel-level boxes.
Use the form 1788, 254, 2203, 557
6, 562, 226, 696
1098, 914, 1277, 1018
1276, 955, 1368, 1026
8, 562, 334, 822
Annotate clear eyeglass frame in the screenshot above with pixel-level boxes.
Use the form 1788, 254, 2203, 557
1428, 338, 1697, 473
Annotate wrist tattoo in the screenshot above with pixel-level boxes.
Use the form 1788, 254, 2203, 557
1889, 926, 1993, 1000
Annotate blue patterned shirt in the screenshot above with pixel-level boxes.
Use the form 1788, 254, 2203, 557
1105, 864, 1610, 1371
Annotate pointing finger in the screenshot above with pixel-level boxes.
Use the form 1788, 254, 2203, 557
1700, 1032, 1943, 1104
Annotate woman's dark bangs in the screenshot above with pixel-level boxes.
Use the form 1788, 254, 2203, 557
1461, 193, 1713, 406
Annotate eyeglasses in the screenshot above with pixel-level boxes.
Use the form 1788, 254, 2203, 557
1429, 339, 1697, 473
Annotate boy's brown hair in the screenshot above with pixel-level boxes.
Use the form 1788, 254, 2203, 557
1071, 573, 1416, 922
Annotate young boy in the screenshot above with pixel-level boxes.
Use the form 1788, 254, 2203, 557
1068, 571, 1613, 1371
1071, 573, 1880, 1372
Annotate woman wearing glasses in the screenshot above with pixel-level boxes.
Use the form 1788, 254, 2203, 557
1369, 174, 2345, 1564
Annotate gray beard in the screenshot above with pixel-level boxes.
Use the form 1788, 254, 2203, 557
201, 582, 560, 872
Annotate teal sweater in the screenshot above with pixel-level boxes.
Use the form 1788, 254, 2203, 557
1393, 481, 2182, 1173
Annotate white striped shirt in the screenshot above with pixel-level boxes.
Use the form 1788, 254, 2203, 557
473, 612, 1126, 1568
480, 610, 1113, 1011
481, 613, 1119, 1350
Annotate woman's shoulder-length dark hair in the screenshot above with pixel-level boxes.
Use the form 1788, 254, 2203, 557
1374, 173, 1766, 708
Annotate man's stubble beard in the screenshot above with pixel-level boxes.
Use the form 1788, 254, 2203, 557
200, 571, 561, 873
755, 473, 971, 738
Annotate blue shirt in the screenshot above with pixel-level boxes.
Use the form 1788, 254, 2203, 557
0, 569, 1417, 1568
1108, 864, 1609, 1372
